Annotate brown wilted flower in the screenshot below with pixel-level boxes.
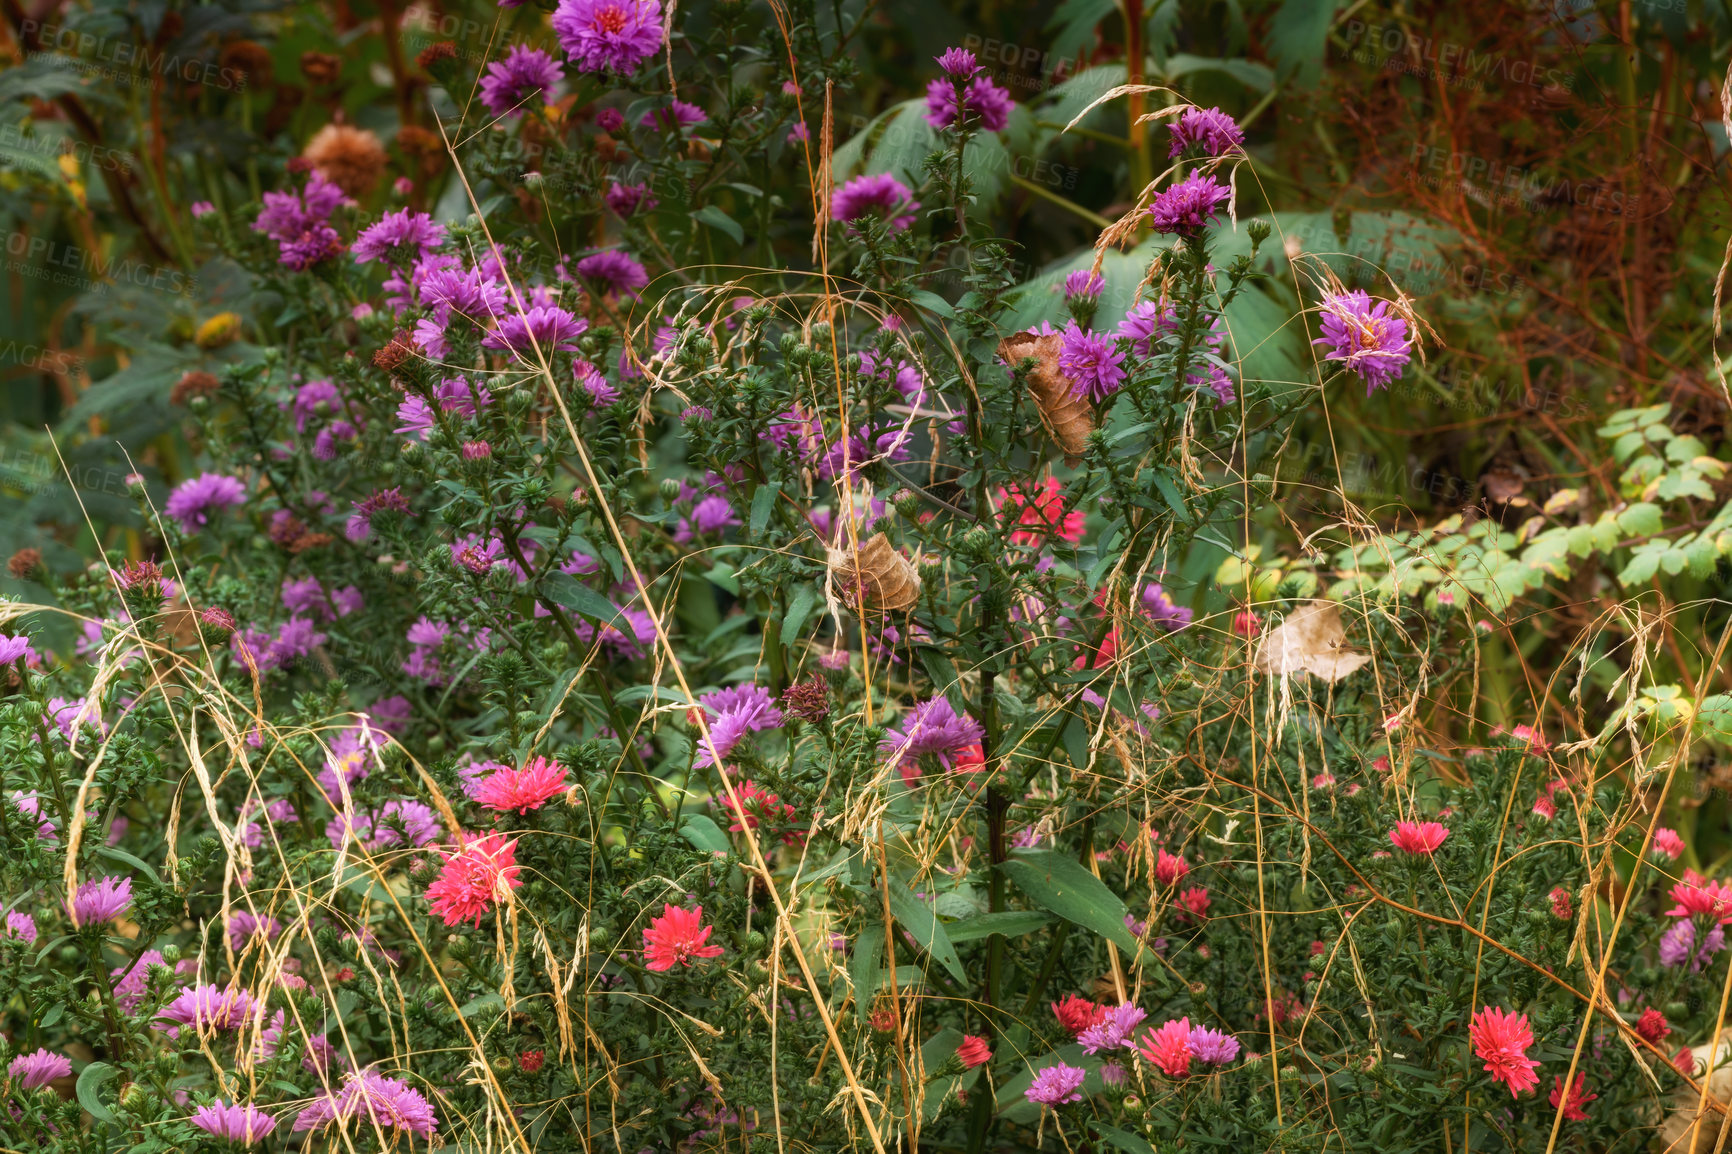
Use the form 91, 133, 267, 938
219, 40, 273, 88
780, 676, 830, 723
7, 547, 41, 579
416, 41, 457, 73
170, 370, 220, 405
290, 531, 333, 554
397, 124, 442, 160
299, 50, 341, 85
373, 331, 416, 375
594, 136, 620, 164
268, 513, 307, 547
830, 533, 920, 614
302, 123, 387, 198
999, 330, 1093, 465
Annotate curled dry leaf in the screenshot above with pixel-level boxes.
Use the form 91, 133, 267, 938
999, 330, 1093, 465
1254, 601, 1372, 683
829, 533, 920, 614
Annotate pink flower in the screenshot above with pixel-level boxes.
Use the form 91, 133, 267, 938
643, 903, 724, 971
1024, 1062, 1087, 1105
1653, 827, 1685, 860
1387, 821, 1448, 855
157, 984, 257, 1036
8, 1048, 71, 1090
472, 757, 569, 814
1051, 994, 1105, 1035
997, 477, 1083, 546
1177, 886, 1211, 919
1666, 869, 1732, 922
956, 1036, 991, 1068
292, 1068, 438, 1135
190, 1101, 278, 1144
425, 833, 521, 926
1548, 1072, 1596, 1121
1548, 887, 1572, 920
69, 874, 133, 925
1469, 1006, 1540, 1097
1137, 1017, 1192, 1078
1155, 850, 1189, 887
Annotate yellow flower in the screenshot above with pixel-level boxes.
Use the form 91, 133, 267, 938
195, 312, 243, 349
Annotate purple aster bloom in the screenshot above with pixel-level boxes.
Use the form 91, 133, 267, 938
292, 1069, 439, 1136
1312, 290, 1413, 393
112, 949, 168, 1012
1063, 269, 1103, 300
270, 618, 327, 665
157, 984, 257, 1036
281, 576, 326, 617
1024, 1062, 1088, 1106
395, 394, 435, 440
165, 473, 246, 534
576, 250, 649, 296
1140, 584, 1193, 631
407, 617, 451, 648
880, 698, 985, 772
69, 875, 132, 925
1197, 363, 1236, 407
13, 792, 58, 836
674, 495, 739, 543
225, 911, 283, 951
327, 799, 442, 851
552, 0, 663, 74
787, 121, 809, 144
1187, 1025, 1241, 1065
332, 586, 363, 616
576, 362, 620, 407
8, 1049, 71, 1091
1057, 321, 1126, 402
279, 223, 344, 270
831, 174, 920, 232
352, 210, 446, 266
303, 1033, 345, 1074
292, 380, 342, 432
190, 1101, 278, 1144
1100, 1062, 1126, 1087
254, 171, 347, 269
191, 200, 215, 218
421, 268, 508, 327
694, 684, 785, 768
640, 99, 707, 130
6, 909, 38, 943
1146, 173, 1231, 235
1115, 300, 1177, 358
561, 550, 602, 575
1077, 1003, 1148, 1054
450, 533, 507, 576
483, 304, 588, 353
1168, 106, 1245, 157
0, 633, 32, 664
479, 45, 563, 118
368, 695, 413, 733
48, 697, 104, 741
925, 75, 1014, 132
436, 376, 492, 415
605, 181, 658, 216
595, 107, 625, 133
934, 47, 981, 79
816, 424, 912, 482
1660, 918, 1695, 967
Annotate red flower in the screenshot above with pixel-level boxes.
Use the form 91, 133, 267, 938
1176, 886, 1211, 920
642, 904, 724, 972
1674, 1046, 1696, 1076
1469, 1006, 1540, 1097
956, 1036, 991, 1068
1387, 821, 1449, 856
1636, 1008, 1670, 1043
518, 1050, 544, 1073
473, 756, 569, 814
1548, 887, 1572, 920
1666, 870, 1732, 922
725, 781, 800, 844
425, 833, 521, 927
1547, 1072, 1596, 1121
1232, 610, 1260, 638
997, 477, 1084, 546
1155, 850, 1189, 887
1136, 1017, 1191, 1078
1051, 995, 1105, 1035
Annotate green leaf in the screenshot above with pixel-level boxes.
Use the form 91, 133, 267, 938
94, 845, 160, 886
1151, 470, 1190, 523
1093, 1124, 1158, 1154
679, 813, 730, 855
692, 205, 744, 245
909, 290, 955, 318
459, 992, 506, 1018
749, 484, 777, 537
781, 583, 818, 643
1616, 502, 1664, 537
885, 881, 967, 984
944, 910, 1057, 942
1002, 849, 1140, 955
541, 572, 628, 632
76, 1061, 118, 1122
1267, 0, 1337, 87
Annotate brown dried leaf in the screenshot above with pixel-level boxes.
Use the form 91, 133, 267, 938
999, 331, 1093, 465
830, 533, 920, 614
1254, 601, 1373, 683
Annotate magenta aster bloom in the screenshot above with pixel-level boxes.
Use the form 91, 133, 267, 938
190, 1101, 278, 1144
605, 181, 658, 216
1167, 106, 1244, 157
1024, 1062, 1088, 1106
1063, 269, 1103, 300
934, 47, 981, 79
254, 171, 347, 269
1146, 173, 1231, 234
925, 75, 1014, 132
483, 304, 588, 353
831, 174, 919, 232
1312, 290, 1413, 393
479, 45, 563, 118
1186, 1025, 1241, 1065
394, 394, 435, 440
157, 984, 257, 1036
1140, 584, 1193, 631
111, 949, 168, 1012
69, 875, 132, 925
6, 909, 38, 944
576, 250, 649, 296
165, 473, 246, 534
1057, 321, 1126, 402
693, 684, 785, 768
8, 1048, 71, 1090
553, 0, 663, 74
880, 697, 985, 773
1077, 1003, 1148, 1054
327, 799, 443, 850
352, 209, 446, 266
292, 1068, 439, 1136
641, 99, 707, 130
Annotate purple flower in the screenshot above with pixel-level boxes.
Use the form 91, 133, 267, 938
1313, 290, 1413, 393
112, 949, 168, 1012
1063, 269, 1103, 300
640, 99, 707, 130
831, 174, 920, 232
0, 633, 33, 664
6, 909, 38, 943
880, 698, 985, 772
934, 47, 981, 79
190, 1101, 278, 1144
1146, 173, 1231, 235
395, 394, 435, 439
1024, 1062, 1088, 1106
292, 380, 342, 432
352, 209, 446, 266
674, 494, 739, 543
225, 911, 282, 951
1168, 106, 1244, 157
694, 684, 785, 768
421, 267, 508, 327
253, 171, 347, 269
483, 305, 588, 353
327, 799, 442, 850
552, 0, 663, 74
157, 984, 257, 1036
605, 181, 658, 217
1140, 584, 1193, 632
1187, 1025, 1241, 1065
576, 362, 620, 407
925, 75, 1014, 132
1057, 321, 1126, 402
165, 473, 246, 534
1077, 1003, 1147, 1054
191, 201, 215, 218
451, 533, 508, 576
479, 45, 563, 119
595, 107, 625, 133
292, 1069, 439, 1135
8, 1049, 71, 1091
576, 250, 649, 296
69, 875, 132, 925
